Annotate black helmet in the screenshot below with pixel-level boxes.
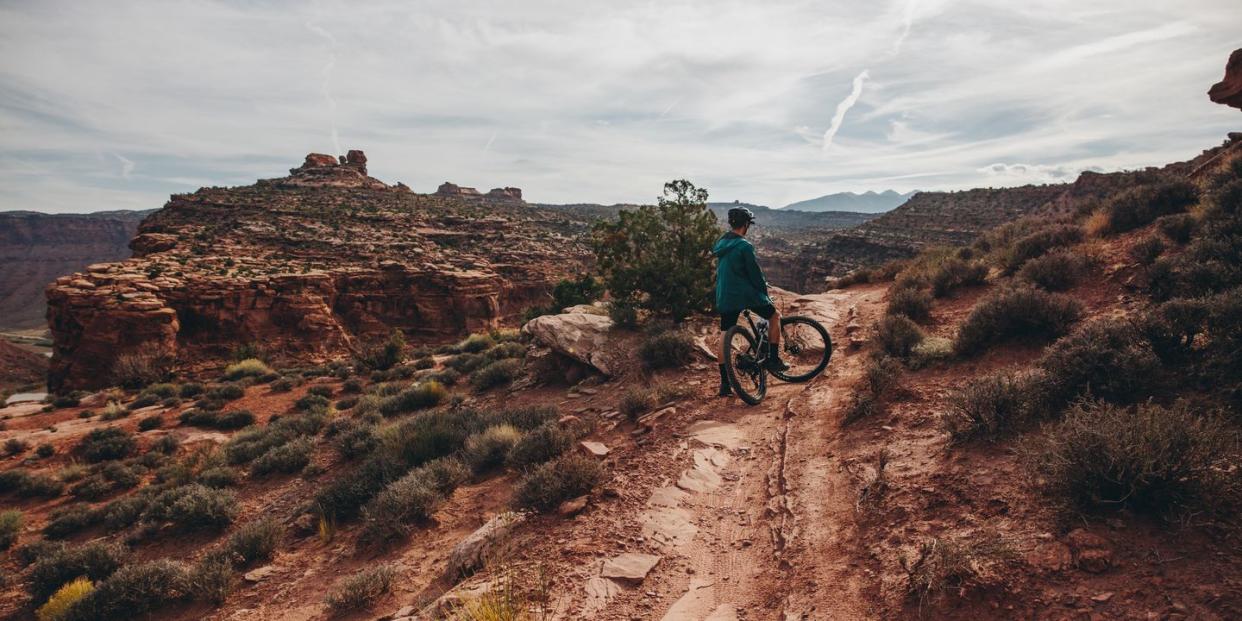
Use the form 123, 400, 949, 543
727, 206, 756, 229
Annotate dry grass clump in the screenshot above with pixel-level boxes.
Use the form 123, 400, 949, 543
35, 576, 93, 621
903, 533, 1015, 608
464, 424, 523, 472
250, 437, 313, 476
222, 358, 272, 381
506, 422, 574, 469
63, 559, 191, 621
324, 564, 396, 613
28, 541, 126, 604
953, 287, 1081, 356
1023, 400, 1238, 517
512, 455, 603, 512
379, 380, 448, 415
471, 358, 523, 391
942, 371, 1042, 443
225, 517, 283, 566
0, 509, 22, 549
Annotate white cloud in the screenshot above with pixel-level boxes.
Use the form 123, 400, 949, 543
0, 0, 1238, 213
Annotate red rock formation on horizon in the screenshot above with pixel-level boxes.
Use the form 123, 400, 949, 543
1209, 48, 1242, 110
45, 151, 591, 391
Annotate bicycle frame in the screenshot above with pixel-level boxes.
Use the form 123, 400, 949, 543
742, 310, 771, 365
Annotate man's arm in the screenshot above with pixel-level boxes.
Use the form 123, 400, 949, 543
742, 244, 768, 294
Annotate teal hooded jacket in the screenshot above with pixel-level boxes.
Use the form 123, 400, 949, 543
713, 232, 772, 313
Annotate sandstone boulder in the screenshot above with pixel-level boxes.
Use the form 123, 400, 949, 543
599, 552, 661, 583
302, 153, 337, 168
522, 312, 616, 376
443, 512, 526, 582
1209, 48, 1242, 110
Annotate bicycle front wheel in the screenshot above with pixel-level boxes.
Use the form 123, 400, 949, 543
723, 325, 766, 405
771, 315, 832, 383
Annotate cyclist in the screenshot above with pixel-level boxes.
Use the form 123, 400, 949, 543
714, 206, 786, 397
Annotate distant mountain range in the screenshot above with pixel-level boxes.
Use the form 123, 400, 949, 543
783, 190, 916, 214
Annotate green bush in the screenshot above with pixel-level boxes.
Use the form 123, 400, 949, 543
334, 421, 379, 460
356, 331, 406, 372
179, 408, 255, 430
590, 180, 717, 322
875, 314, 924, 358
464, 424, 522, 472
1101, 181, 1199, 235
225, 517, 282, 566
137, 415, 162, 432
484, 342, 526, 361
550, 275, 605, 312
930, 258, 988, 297
471, 358, 523, 391
444, 352, 486, 374
293, 394, 330, 412
512, 454, 603, 512
16, 472, 65, 498
79, 428, 136, 462
422, 368, 461, 386
52, 393, 82, 408
953, 287, 1081, 356
0, 509, 22, 549
1003, 224, 1083, 273
251, 438, 313, 476
307, 384, 334, 398
1024, 400, 1237, 516
379, 381, 447, 415
507, 423, 574, 468
617, 386, 656, 420
638, 330, 695, 369
63, 559, 190, 621
205, 383, 245, 402
607, 301, 639, 329
269, 377, 295, 392
198, 466, 241, 488
101, 495, 151, 531
886, 287, 932, 322
863, 355, 902, 396
324, 564, 396, 613
360, 468, 448, 543
143, 484, 237, 531
28, 541, 125, 604
222, 358, 272, 381
126, 393, 159, 411
178, 383, 204, 398
1017, 249, 1089, 291
456, 333, 495, 354
1036, 318, 1160, 407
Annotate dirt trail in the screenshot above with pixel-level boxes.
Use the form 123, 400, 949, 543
590, 284, 886, 620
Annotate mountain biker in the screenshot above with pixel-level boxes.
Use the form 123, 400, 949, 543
714, 206, 786, 397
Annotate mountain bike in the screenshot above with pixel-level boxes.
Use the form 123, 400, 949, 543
722, 310, 832, 405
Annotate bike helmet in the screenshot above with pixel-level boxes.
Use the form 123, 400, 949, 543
727, 206, 756, 229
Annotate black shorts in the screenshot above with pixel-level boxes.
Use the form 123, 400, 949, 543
719, 304, 776, 331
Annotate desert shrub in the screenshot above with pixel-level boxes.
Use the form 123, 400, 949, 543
79, 427, 136, 462
607, 301, 639, 329
251, 438, 313, 476
591, 180, 717, 322
495, 405, 560, 431
552, 274, 605, 311
471, 359, 523, 391
357, 330, 406, 372
1036, 318, 1160, 407
222, 358, 272, 381
198, 466, 241, 488
101, 494, 152, 531
1157, 213, 1196, 244
954, 287, 1081, 355
324, 564, 396, 613
269, 377, 295, 392
505, 422, 571, 469
137, 415, 162, 431
4, 437, 28, 455
864, 355, 902, 396
409, 357, 434, 371
371, 381, 405, 397
1100, 181, 1199, 235
44, 504, 100, 538
484, 342, 526, 361
28, 541, 125, 603
126, 393, 159, 411
293, 394, 329, 412
617, 386, 656, 419
942, 372, 1041, 443
1024, 400, 1237, 516
206, 383, 245, 402
176, 383, 203, 398
1017, 249, 1089, 292
930, 258, 988, 297
457, 333, 496, 354
52, 393, 81, 408
904, 533, 1014, 607
361, 468, 449, 542
1002, 224, 1084, 273
35, 576, 93, 621
875, 315, 924, 358
342, 378, 364, 393
334, 422, 379, 460
111, 352, 171, 389
63, 559, 190, 621
421, 456, 470, 494
464, 425, 522, 472
445, 353, 486, 374
512, 454, 603, 512
307, 384, 334, 398
422, 368, 461, 387
379, 381, 447, 415
886, 287, 932, 322
143, 484, 237, 531
0, 509, 22, 549
0, 469, 32, 493
140, 383, 176, 399
188, 553, 234, 605
1130, 235, 1165, 266
151, 434, 179, 455
637, 330, 694, 370
180, 408, 255, 430
226, 517, 282, 566
17, 472, 65, 498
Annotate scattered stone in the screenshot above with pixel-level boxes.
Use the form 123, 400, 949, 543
558, 495, 589, 516
579, 441, 610, 457
600, 553, 661, 583
243, 565, 278, 582
444, 512, 527, 581
1066, 529, 1113, 574
1092, 592, 1115, 604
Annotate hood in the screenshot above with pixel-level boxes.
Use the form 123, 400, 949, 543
713, 232, 748, 258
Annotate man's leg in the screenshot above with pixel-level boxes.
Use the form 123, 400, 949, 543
718, 313, 735, 396
768, 308, 782, 346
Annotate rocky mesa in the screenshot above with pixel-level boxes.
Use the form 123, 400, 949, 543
45, 152, 593, 391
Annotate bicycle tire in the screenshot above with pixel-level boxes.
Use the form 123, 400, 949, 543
723, 325, 766, 405
770, 315, 832, 383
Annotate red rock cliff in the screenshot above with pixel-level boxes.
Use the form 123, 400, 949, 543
46, 151, 592, 391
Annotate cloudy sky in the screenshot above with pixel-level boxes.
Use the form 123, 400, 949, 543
1, 0, 1239, 213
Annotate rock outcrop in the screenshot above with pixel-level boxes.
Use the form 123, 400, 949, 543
1209, 48, 1242, 110
522, 311, 617, 377
46, 151, 592, 390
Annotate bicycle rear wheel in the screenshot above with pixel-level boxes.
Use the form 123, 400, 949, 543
723, 325, 766, 405
771, 315, 832, 383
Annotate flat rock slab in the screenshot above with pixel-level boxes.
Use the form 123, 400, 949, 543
243, 565, 279, 582
661, 578, 718, 620
685, 420, 742, 450
642, 507, 697, 550
677, 466, 722, 493
579, 440, 610, 457
648, 485, 689, 508
600, 553, 661, 582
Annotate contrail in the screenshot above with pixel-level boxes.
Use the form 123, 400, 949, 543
305, 21, 341, 155
483, 132, 497, 152
822, 70, 869, 150
892, 0, 920, 55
